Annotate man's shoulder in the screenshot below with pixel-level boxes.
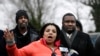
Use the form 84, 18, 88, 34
76, 31, 92, 43
29, 28, 39, 35
77, 31, 90, 38
77, 31, 89, 35
29, 28, 39, 41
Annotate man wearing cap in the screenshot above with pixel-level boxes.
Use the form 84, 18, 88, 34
0, 10, 39, 56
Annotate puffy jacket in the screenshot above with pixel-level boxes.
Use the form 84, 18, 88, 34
6, 38, 61, 56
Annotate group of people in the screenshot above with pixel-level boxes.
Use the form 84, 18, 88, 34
0, 9, 99, 56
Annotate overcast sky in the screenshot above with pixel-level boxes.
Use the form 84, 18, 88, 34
0, 0, 96, 33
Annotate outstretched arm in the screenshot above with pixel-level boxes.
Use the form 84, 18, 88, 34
4, 29, 31, 56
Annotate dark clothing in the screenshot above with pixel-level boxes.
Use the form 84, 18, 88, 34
95, 36, 100, 56
0, 36, 7, 56
0, 25, 38, 56
0, 30, 3, 38
0, 30, 5, 56
60, 30, 94, 56
12, 26, 38, 48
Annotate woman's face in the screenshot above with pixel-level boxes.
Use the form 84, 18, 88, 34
43, 25, 57, 44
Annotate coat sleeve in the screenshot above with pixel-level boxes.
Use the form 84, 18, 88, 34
6, 44, 32, 56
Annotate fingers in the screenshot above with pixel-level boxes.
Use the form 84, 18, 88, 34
3, 29, 8, 39
3, 29, 15, 46
3, 29, 14, 40
11, 31, 14, 39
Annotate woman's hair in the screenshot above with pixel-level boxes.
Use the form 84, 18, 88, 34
39, 23, 61, 41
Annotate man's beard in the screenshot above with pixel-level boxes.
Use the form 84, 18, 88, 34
18, 22, 28, 29
62, 26, 75, 34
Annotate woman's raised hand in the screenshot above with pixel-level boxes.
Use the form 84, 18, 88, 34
3, 29, 15, 45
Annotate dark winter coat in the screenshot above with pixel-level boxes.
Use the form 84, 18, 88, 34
60, 30, 94, 56
95, 36, 100, 56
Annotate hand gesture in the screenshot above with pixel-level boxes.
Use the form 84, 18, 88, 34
3, 29, 15, 45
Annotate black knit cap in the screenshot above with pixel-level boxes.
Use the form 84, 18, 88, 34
16, 10, 29, 23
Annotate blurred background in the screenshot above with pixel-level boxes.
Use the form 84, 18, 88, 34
0, 0, 100, 33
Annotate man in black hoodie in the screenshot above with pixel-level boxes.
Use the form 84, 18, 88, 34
76, 20, 83, 32
60, 13, 94, 56
0, 10, 38, 56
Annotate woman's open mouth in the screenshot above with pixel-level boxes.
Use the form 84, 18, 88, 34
48, 36, 53, 39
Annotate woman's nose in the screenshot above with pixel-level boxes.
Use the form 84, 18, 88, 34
49, 31, 53, 35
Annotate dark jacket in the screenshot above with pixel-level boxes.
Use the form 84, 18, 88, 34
60, 30, 94, 56
0, 25, 39, 56
0, 30, 3, 38
95, 36, 100, 56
